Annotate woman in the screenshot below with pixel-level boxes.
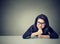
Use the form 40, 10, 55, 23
23, 14, 59, 39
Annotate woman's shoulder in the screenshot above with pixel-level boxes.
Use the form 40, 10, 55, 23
28, 24, 37, 31
29, 24, 36, 29
48, 26, 52, 29
48, 26, 55, 32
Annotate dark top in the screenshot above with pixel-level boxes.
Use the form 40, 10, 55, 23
22, 25, 59, 39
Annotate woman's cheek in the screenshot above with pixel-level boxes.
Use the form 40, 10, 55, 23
37, 25, 42, 29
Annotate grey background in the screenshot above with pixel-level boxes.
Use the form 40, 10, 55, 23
0, 0, 60, 36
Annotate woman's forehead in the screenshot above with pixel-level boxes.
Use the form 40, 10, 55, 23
37, 18, 45, 23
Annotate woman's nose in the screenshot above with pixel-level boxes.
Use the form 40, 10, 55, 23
39, 24, 42, 28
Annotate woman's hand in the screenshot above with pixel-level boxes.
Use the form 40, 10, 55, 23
31, 29, 43, 37
31, 24, 43, 37
37, 29, 43, 35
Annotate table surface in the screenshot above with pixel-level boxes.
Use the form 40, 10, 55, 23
0, 36, 60, 44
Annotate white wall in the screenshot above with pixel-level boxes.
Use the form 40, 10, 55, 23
0, 0, 60, 35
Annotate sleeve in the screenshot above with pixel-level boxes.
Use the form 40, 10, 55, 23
22, 25, 33, 39
48, 27, 59, 39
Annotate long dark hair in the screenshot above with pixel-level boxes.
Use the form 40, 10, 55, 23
34, 14, 49, 28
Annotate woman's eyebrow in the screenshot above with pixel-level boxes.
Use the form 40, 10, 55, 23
37, 22, 45, 24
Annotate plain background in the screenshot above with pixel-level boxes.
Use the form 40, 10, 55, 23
0, 0, 60, 36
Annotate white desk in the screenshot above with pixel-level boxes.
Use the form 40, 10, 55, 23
0, 36, 60, 44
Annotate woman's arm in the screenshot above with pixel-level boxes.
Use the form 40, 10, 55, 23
23, 25, 33, 39
48, 27, 59, 39
38, 27, 59, 39
38, 35, 50, 38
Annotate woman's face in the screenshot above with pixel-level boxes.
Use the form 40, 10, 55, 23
37, 18, 45, 29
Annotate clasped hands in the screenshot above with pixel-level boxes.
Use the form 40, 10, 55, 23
31, 29, 50, 38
